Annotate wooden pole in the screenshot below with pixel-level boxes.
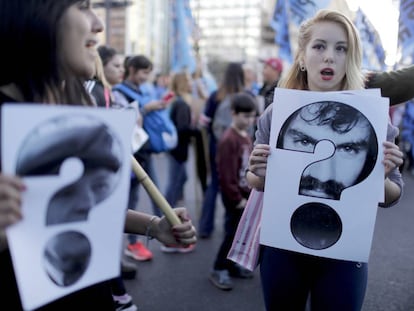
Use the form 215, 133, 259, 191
130, 155, 181, 226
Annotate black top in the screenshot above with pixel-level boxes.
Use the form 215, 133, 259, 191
169, 96, 195, 162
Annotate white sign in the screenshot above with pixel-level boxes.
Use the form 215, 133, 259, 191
260, 88, 389, 263
2, 105, 135, 310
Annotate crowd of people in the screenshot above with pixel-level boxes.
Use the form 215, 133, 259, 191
1, 1, 414, 311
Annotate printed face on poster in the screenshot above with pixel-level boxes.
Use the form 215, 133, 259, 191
2, 105, 135, 311
260, 88, 389, 263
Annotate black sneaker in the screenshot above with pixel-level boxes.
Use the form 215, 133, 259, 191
228, 264, 254, 279
121, 260, 137, 280
209, 269, 233, 291
113, 294, 138, 311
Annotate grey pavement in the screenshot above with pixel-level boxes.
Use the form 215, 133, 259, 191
124, 150, 414, 311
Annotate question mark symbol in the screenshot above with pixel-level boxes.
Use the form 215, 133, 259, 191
276, 101, 378, 250
15, 115, 123, 286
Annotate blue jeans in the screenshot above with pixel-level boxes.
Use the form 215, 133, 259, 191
127, 153, 161, 245
164, 154, 188, 207
198, 137, 219, 236
260, 246, 367, 311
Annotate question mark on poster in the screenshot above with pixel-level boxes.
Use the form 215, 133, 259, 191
15, 115, 123, 286
276, 101, 378, 250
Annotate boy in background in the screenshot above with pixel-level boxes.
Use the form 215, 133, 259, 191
209, 93, 257, 290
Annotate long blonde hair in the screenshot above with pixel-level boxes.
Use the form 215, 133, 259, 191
280, 9, 364, 91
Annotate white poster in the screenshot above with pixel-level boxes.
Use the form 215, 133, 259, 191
2, 104, 135, 310
260, 88, 389, 263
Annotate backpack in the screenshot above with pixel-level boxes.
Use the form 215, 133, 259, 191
212, 95, 232, 140
113, 83, 178, 153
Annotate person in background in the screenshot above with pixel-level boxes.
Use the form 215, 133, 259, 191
258, 57, 283, 110
243, 63, 260, 97
197, 62, 247, 239
162, 71, 197, 254
0, 1, 197, 310
153, 73, 171, 101
209, 93, 257, 291
92, 44, 140, 311
246, 10, 403, 311
113, 55, 166, 263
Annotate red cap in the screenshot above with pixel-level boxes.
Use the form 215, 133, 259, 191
263, 58, 283, 72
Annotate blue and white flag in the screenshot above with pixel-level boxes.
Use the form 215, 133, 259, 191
288, 0, 331, 25
398, 0, 414, 66
170, 0, 197, 73
354, 8, 386, 71
270, 0, 292, 63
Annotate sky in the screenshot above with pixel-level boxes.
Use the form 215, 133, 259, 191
346, 0, 400, 65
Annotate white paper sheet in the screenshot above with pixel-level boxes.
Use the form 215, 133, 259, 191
260, 88, 389, 263
2, 104, 135, 310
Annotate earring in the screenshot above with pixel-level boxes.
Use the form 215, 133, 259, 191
300, 64, 306, 72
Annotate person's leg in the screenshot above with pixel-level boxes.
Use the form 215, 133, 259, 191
198, 139, 219, 238
213, 207, 241, 270
126, 177, 139, 246
110, 277, 138, 311
165, 154, 187, 207
311, 259, 368, 311
125, 177, 153, 261
145, 154, 162, 217
260, 247, 310, 311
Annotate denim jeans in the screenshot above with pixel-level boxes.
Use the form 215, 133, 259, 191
198, 137, 219, 236
127, 153, 161, 245
260, 247, 367, 311
164, 153, 188, 207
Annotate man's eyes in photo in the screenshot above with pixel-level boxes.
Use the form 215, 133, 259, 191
336, 142, 368, 156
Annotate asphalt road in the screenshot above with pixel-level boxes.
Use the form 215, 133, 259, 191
124, 151, 414, 311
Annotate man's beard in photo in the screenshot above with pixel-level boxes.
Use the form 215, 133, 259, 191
300, 175, 345, 200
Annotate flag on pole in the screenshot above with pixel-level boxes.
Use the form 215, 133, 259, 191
270, 0, 292, 63
398, 0, 414, 66
354, 8, 386, 71
170, 0, 197, 73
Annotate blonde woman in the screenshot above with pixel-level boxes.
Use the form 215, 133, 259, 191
162, 71, 196, 253
247, 10, 403, 311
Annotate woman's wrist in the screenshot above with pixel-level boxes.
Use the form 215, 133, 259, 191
146, 216, 161, 241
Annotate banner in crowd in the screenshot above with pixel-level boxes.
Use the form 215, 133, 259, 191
355, 8, 386, 71
270, 0, 293, 63
270, 0, 385, 71
170, 0, 197, 73
398, 0, 414, 66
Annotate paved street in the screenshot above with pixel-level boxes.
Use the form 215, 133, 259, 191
124, 150, 414, 311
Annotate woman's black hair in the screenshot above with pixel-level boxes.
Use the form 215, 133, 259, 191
0, 0, 93, 105
98, 45, 118, 66
124, 55, 153, 78
216, 62, 245, 102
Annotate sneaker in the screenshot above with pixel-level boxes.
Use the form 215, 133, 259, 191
121, 259, 137, 280
125, 241, 153, 261
160, 244, 195, 253
228, 264, 254, 279
209, 269, 233, 291
113, 294, 138, 311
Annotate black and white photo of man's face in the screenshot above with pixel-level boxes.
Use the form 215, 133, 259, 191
15, 114, 123, 286
278, 102, 377, 200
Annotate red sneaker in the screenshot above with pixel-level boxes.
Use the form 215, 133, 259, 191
125, 241, 153, 261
